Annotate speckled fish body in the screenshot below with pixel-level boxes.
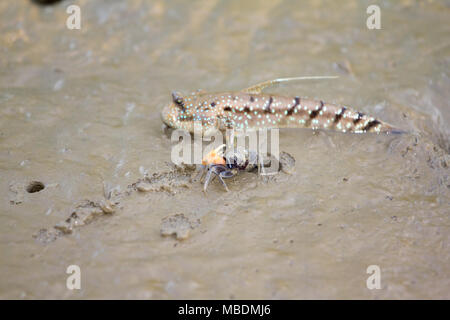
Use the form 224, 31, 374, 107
162, 85, 400, 135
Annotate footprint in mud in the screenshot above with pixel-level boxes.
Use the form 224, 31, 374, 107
130, 163, 197, 194
160, 213, 201, 240
9, 182, 25, 205
33, 199, 117, 244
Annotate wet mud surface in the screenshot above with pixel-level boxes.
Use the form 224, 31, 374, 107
0, 0, 449, 299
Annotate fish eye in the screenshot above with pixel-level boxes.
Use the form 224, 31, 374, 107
171, 92, 185, 110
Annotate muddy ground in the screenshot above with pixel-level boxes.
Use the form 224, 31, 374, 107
0, 0, 449, 299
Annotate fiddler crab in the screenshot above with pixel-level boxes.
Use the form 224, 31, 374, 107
197, 144, 270, 192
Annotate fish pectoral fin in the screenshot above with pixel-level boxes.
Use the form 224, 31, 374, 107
241, 76, 340, 94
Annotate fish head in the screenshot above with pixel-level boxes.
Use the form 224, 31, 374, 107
161, 91, 195, 132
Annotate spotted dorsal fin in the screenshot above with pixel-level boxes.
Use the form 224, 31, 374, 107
242, 76, 339, 94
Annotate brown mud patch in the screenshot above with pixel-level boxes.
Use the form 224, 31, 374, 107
160, 213, 201, 240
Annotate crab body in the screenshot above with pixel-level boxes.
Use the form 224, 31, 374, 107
198, 145, 266, 192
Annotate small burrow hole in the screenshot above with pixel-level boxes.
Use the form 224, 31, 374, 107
26, 181, 45, 193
